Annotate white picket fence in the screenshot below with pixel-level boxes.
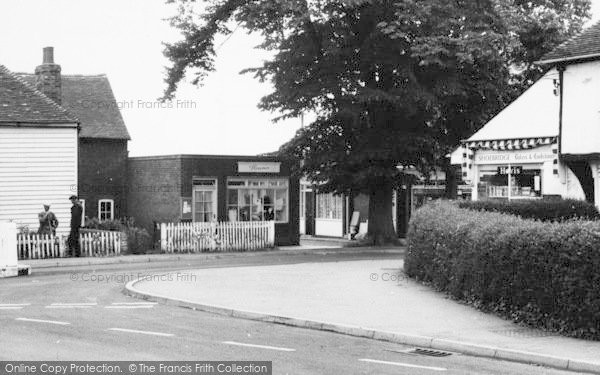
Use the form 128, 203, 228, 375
160, 221, 275, 253
16, 230, 121, 259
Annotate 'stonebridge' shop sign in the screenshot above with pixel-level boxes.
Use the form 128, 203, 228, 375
475, 149, 555, 165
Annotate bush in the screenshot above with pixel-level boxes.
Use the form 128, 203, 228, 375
406, 200, 600, 340
85, 217, 151, 254
458, 198, 599, 222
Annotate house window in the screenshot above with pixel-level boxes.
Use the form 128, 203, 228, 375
98, 199, 114, 221
192, 178, 217, 222
227, 178, 288, 223
316, 193, 343, 219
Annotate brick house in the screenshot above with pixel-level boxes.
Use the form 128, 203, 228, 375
18, 47, 130, 222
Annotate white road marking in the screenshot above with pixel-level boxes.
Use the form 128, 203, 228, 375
50, 303, 98, 306
0, 304, 30, 310
222, 341, 296, 352
16, 317, 70, 326
104, 305, 154, 309
108, 328, 174, 337
359, 358, 447, 372
111, 302, 157, 305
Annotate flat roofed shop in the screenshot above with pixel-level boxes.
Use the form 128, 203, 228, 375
128, 155, 299, 246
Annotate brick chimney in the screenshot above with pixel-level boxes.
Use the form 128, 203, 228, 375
35, 47, 62, 105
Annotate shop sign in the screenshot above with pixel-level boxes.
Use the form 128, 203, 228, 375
497, 166, 522, 175
474, 150, 554, 165
238, 161, 281, 173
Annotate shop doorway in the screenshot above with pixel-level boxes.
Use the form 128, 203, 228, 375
305, 191, 315, 235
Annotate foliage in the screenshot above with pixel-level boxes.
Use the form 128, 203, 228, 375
85, 217, 151, 254
406, 200, 600, 340
162, 0, 590, 243
458, 198, 600, 222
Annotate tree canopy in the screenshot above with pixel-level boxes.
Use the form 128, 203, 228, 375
163, 0, 590, 243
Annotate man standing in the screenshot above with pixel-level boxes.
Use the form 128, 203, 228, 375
38, 204, 58, 235
68, 195, 83, 257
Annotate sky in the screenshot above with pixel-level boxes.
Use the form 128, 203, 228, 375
1, 0, 600, 157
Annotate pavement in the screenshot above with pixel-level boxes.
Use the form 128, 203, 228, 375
126, 258, 600, 374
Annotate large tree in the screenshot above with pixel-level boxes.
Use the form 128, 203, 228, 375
163, 0, 590, 244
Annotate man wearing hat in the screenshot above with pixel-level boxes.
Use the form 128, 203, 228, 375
37, 203, 58, 236
67, 195, 83, 257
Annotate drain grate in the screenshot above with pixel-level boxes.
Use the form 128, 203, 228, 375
407, 348, 453, 357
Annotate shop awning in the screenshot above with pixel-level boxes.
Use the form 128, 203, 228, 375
463, 69, 560, 149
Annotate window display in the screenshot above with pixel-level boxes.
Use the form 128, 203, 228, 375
227, 178, 288, 222
478, 167, 542, 199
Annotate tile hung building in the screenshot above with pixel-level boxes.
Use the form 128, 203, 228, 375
452, 21, 600, 206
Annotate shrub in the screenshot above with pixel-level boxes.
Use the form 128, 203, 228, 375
85, 217, 151, 254
406, 200, 600, 340
458, 198, 599, 222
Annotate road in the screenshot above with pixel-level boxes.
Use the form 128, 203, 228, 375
0, 251, 580, 374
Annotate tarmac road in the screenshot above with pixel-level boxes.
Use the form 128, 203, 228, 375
0, 250, 582, 375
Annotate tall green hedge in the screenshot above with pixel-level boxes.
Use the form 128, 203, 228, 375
458, 198, 599, 222
406, 200, 600, 339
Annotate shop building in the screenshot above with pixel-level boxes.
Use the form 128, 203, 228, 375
450, 20, 600, 205
128, 155, 299, 246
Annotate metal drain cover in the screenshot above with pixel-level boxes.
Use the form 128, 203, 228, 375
408, 348, 453, 357
386, 348, 455, 357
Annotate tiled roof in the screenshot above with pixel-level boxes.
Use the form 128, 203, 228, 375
0, 65, 78, 125
539, 21, 600, 63
19, 73, 130, 140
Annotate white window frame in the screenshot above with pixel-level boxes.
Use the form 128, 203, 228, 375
192, 178, 218, 222
98, 199, 114, 221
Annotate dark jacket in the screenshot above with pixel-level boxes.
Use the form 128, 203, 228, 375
70, 203, 83, 230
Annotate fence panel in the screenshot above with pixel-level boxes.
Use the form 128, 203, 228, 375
16, 230, 120, 259
160, 221, 275, 253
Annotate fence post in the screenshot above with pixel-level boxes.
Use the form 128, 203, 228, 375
268, 220, 275, 247
160, 223, 167, 252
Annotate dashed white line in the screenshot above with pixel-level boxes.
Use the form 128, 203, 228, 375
222, 341, 296, 352
111, 302, 157, 305
45, 303, 97, 309
0, 304, 29, 310
359, 358, 447, 372
104, 305, 154, 309
16, 317, 70, 326
107, 328, 174, 337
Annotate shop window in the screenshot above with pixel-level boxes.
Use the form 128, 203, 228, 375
227, 178, 288, 223
316, 193, 343, 219
98, 199, 114, 221
80, 199, 86, 226
478, 167, 542, 199
193, 178, 217, 222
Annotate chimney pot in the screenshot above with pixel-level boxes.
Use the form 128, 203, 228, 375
42, 47, 54, 64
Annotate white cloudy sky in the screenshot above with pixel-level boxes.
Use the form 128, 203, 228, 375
1, 0, 599, 157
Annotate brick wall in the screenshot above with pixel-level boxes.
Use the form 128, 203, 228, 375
127, 156, 182, 233
78, 139, 128, 222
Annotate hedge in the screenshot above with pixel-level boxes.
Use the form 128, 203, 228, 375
405, 200, 600, 339
458, 198, 599, 222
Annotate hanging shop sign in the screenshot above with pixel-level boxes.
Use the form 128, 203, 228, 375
497, 166, 523, 175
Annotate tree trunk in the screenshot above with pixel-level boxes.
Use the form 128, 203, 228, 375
367, 180, 397, 245
443, 158, 457, 199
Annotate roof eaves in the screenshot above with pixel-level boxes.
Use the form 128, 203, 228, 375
536, 52, 600, 65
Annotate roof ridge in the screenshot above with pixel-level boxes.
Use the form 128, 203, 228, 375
15, 72, 108, 78
1, 64, 79, 123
